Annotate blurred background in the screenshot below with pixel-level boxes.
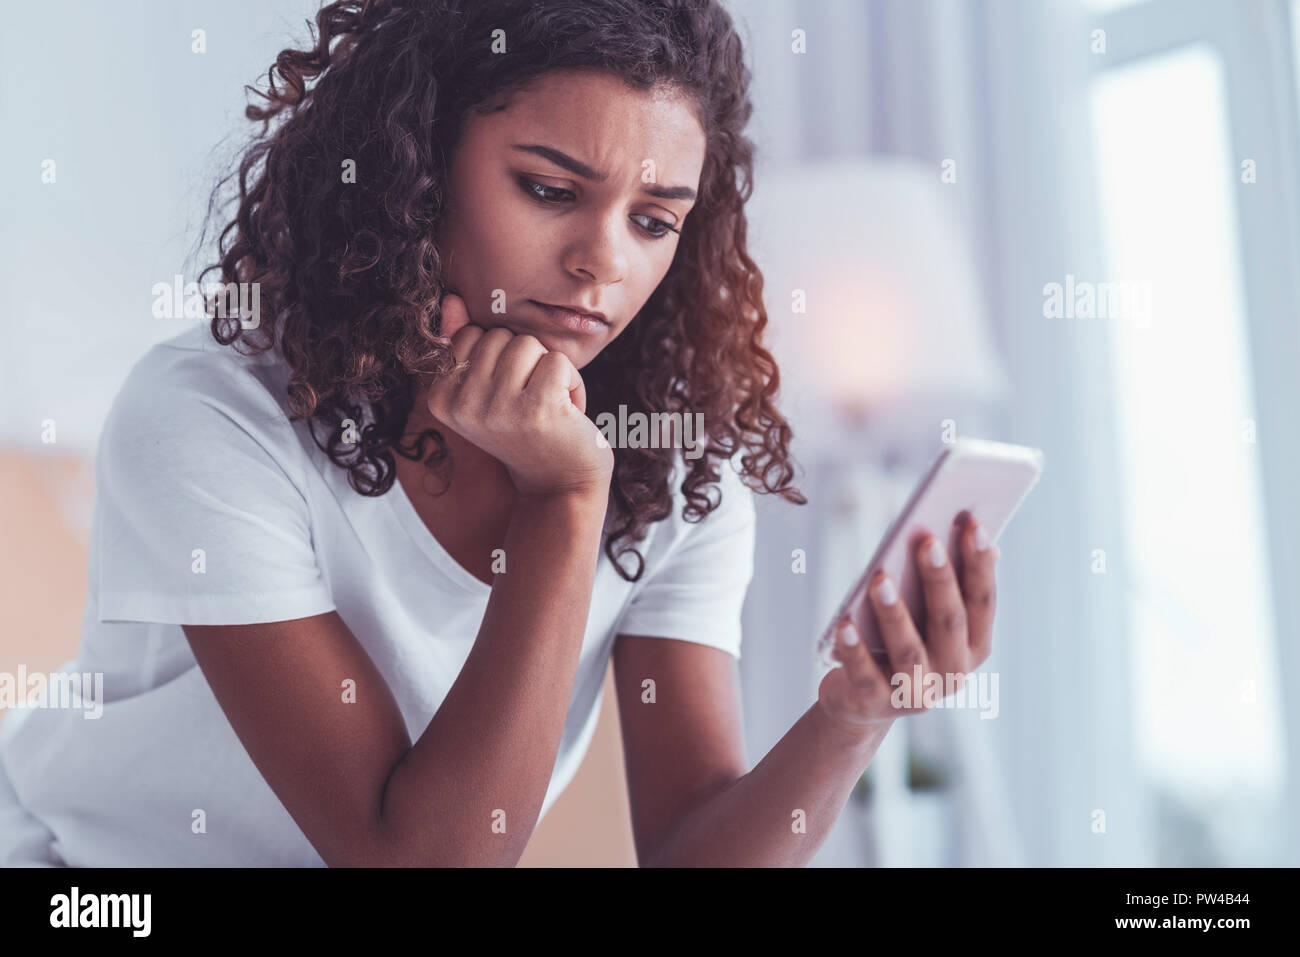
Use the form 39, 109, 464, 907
2, 0, 1297, 866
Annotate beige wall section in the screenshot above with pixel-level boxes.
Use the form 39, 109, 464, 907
0, 451, 638, 866
0, 453, 90, 728
518, 664, 639, 867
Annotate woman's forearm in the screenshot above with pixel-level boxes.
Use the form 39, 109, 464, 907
376, 488, 609, 866
647, 703, 894, 867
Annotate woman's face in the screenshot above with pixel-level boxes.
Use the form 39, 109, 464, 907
434, 69, 707, 370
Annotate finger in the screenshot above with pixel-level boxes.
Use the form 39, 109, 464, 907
494, 333, 550, 397
425, 296, 490, 423
867, 570, 929, 694
831, 617, 893, 699
438, 294, 484, 377
426, 306, 496, 421
959, 516, 998, 664
458, 326, 516, 403
437, 292, 473, 342
569, 364, 587, 415
523, 350, 587, 415
915, 532, 969, 673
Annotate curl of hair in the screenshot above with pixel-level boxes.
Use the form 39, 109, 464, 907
197, 0, 806, 582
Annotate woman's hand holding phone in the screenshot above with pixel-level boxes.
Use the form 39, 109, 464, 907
425, 293, 615, 498
816, 512, 1001, 735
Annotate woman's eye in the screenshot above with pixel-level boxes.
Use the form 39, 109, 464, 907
518, 177, 573, 204
630, 214, 675, 239
518, 177, 676, 240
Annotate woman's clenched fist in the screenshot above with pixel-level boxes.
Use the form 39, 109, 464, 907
424, 293, 614, 498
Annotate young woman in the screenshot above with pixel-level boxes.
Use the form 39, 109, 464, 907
0, 0, 999, 867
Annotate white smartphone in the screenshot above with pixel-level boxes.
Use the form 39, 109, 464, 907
814, 437, 1045, 667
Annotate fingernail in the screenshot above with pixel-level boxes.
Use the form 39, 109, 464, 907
838, 619, 859, 646
875, 576, 898, 605
973, 523, 990, 552
927, 539, 947, 568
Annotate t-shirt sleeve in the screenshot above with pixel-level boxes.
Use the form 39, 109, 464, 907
92, 350, 336, 626
613, 462, 757, 660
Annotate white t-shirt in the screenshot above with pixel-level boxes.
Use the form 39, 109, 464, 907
0, 321, 756, 867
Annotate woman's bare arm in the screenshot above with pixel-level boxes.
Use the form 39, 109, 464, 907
183, 486, 608, 867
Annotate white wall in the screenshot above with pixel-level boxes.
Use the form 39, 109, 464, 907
0, 0, 322, 456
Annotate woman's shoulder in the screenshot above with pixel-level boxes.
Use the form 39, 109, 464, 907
669, 449, 756, 511
95, 323, 310, 490
113, 322, 292, 420
652, 449, 757, 551
90, 324, 336, 628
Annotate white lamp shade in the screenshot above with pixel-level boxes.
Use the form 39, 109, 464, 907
745, 157, 1011, 445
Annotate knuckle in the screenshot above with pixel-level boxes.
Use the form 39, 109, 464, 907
450, 368, 474, 396
454, 330, 484, 357
940, 608, 966, 634
520, 399, 547, 428
483, 400, 513, 429
895, 645, 926, 672
465, 394, 492, 424
504, 332, 544, 357
533, 351, 566, 378
849, 673, 884, 699
445, 373, 469, 402
472, 329, 509, 358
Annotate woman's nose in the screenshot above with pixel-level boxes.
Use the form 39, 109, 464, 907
565, 212, 629, 285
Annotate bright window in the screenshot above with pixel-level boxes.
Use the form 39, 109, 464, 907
1088, 43, 1285, 866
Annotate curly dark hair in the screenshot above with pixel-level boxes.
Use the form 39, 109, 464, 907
195, 0, 806, 582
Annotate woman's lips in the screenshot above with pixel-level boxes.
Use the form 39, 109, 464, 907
528, 301, 609, 334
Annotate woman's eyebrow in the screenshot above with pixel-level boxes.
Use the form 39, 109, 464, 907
511, 143, 697, 201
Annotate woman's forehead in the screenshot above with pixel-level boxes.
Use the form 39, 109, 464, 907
469, 73, 707, 186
